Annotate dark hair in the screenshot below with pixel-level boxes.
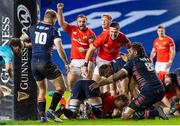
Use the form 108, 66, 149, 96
166, 73, 178, 87
131, 42, 146, 57
10, 38, 22, 48
120, 52, 127, 56
110, 22, 120, 29
157, 25, 165, 29
115, 94, 129, 106
77, 14, 87, 20
99, 64, 112, 77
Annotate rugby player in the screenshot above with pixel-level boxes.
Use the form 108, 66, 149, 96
20, 9, 69, 122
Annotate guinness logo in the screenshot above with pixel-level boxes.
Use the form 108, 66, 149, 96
17, 91, 29, 101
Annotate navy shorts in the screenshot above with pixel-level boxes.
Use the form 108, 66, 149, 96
31, 58, 61, 81
71, 80, 101, 100
129, 84, 165, 111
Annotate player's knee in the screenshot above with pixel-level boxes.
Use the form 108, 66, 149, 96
38, 88, 46, 97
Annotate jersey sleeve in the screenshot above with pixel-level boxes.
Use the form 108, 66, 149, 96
64, 24, 73, 34
153, 39, 157, 51
88, 31, 96, 43
122, 34, 131, 49
4, 56, 13, 64
169, 37, 175, 47
92, 31, 108, 48
53, 28, 61, 40
122, 59, 133, 75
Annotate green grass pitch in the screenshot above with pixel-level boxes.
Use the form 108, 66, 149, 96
1, 91, 180, 125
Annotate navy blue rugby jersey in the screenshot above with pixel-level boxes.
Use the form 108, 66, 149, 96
122, 56, 164, 90
25, 22, 61, 60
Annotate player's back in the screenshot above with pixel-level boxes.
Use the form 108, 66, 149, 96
130, 57, 164, 90
111, 57, 126, 73
27, 22, 59, 61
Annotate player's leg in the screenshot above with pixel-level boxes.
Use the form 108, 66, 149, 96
84, 80, 103, 118
129, 86, 168, 120
31, 61, 47, 122
36, 80, 47, 122
88, 97, 103, 118
44, 63, 65, 122
67, 70, 80, 91
56, 80, 83, 119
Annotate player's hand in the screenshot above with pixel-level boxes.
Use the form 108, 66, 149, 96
57, 3, 64, 10
165, 62, 172, 71
78, 47, 86, 53
89, 82, 100, 91
81, 66, 88, 77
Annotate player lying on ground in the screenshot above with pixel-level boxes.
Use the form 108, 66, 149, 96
90, 42, 169, 120
55, 79, 129, 119
161, 72, 180, 115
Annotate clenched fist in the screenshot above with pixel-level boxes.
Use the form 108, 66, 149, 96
57, 3, 64, 10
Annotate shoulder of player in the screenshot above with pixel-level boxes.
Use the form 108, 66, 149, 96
86, 27, 96, 34
154, 38, 159, 43
165, 36, 174, 42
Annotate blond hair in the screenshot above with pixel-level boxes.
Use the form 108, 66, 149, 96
44, 9, 57, 21
101, 14, 112, 21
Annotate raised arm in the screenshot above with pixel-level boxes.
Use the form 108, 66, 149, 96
57, 3, 68, 30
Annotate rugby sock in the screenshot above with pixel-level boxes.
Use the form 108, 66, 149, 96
49, 90, 63, 111
38, 100, 46, 117
64, 109, 75, 119
91, 104, 103, 118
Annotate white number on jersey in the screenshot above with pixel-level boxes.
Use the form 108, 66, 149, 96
35, 32, 47, 45
145, 62, 154, 71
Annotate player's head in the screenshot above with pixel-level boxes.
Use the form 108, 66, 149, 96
101, 14, 112, 31
128, 42, 146, 59
157, 25, 165, 38
164, 73, 178, 87
44, 9, 57, 25
99, 64, 113, 78
10, 38, 22, 55
109, 22, 120, 40
76, 14, 87, 31
114, 94, 129, 109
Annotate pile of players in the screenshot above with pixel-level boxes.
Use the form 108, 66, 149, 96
0, 2, 179, 123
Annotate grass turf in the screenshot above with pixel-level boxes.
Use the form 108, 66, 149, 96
1, 91, 180, 125
1, 116, 180, 125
